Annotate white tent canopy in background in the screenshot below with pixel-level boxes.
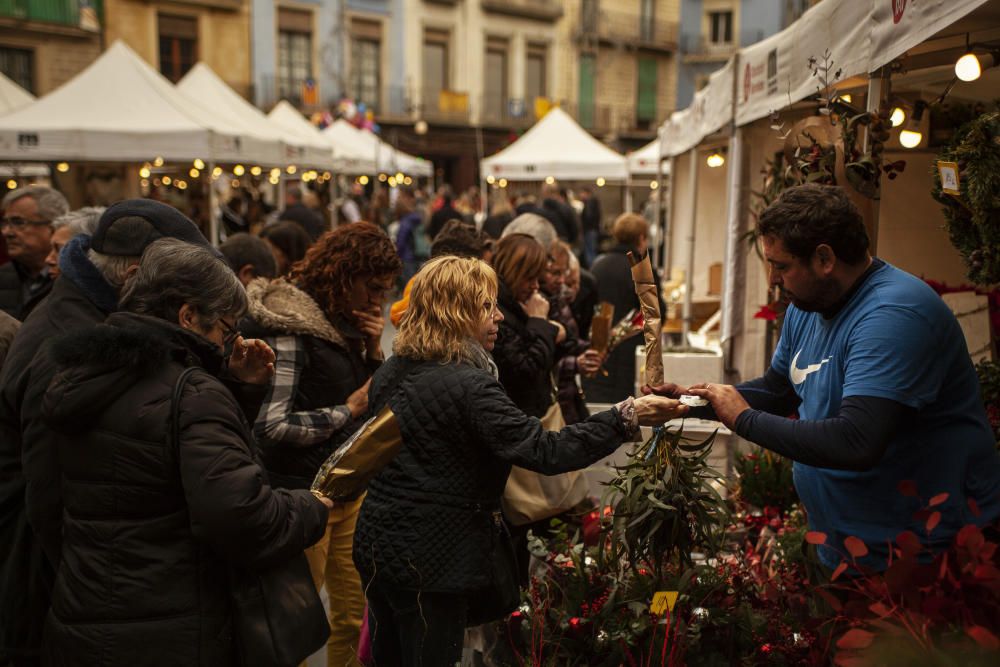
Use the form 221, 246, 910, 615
0, 41, 271, 163
267, 101, 351, 172
627, 138, 670, 177
178, 64, 335, 169
870, 0, 993, 71
322, 120, 431, 178
660, 58, 735, 158
0, 72, 34, 116
481, 107, 628, 181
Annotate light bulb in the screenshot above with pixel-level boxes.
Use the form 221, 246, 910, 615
839, 94, 852, 104
153, 156, 164, 167
899, 129, 922, 149
486, 175, 495, 184
189, 168, 200, 178
193, 158, 205, 170
596, 177, 606, 187
358, 175, 369, 185
387, 176, 397, 187
545, 176, 555, 185
251, 166, 262, 176
233, 164, 245, 176
706, 152, 725, 168
162, 176, 172, 185
650, 181, 659, 190
139, 166, 151, 178
498, 178, 508, 188
56, 162, 70, 173
955, 53, 982, 82
889, 107, 906, 127
286, 165, 297, 175
269, 167, 281, 178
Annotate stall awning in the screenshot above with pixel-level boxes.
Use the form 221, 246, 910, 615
0, 72, 34, 116
661, 57, 735, 157
870, 0, 993, 71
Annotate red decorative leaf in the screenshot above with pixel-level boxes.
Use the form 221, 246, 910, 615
833, 655, 866, 667
831, 561, 849, 581
897, 479, 918, 497
869, 602, 892, 618
968, 497, 982, 517
895, 531, 922, 558
956, 525, 984, 552
844, 536, 869, 559
805, 531, 828, 545
928, 492, 949, 507
926, 511, 941, 533
815, 587, 843, 612
836, 628, 875, 650
753, 304, 779, 321
966, 625, 1000, 651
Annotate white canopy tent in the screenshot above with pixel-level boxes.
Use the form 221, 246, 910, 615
627, 138, 670, 177
267, 101, 350, 172
0, 40, 274, 164
177, 64, 335, 169
0, 72, 34, 116
323, 120, 432, 178
481, 107, 628, 181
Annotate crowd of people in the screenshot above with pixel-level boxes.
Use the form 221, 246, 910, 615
0, 180, 997, 667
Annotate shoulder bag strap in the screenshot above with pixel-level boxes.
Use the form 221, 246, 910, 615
169, 366, 201, 449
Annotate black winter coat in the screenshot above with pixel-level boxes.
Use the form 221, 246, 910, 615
39, 312, 328, 666
353, 354, 629, 597
0, 259, 52, 321
493, 279, 559, 419
0, 238, 117, 662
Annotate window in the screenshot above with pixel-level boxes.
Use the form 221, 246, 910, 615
636, 57, 657, 125
158, 14, 197, 83
640, 0, 655, 42
351, 20, 382, 112
0, 47, 33, 94
484, 38, 508, 118
422, 29, 449, 105
525, 43, 547, 103
708, 10, 733, 44
278, 8, 313, 105
578, 53, 595, 129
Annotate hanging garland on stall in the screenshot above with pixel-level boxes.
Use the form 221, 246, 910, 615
931, 110, 1000, 286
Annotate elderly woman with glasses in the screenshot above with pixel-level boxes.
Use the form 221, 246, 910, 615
242, 221, 401, 667
354, 255, 687, 666
37, 238, 331, 665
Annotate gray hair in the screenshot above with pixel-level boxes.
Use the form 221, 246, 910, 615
566, 249, 580, 273
87, 249, 141, 290
502, 213, 557, 250
1, 185, 70, 221
120, 238, 246, 326
52, 206, 105, 236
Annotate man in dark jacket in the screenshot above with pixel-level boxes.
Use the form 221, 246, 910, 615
0, 186, 69, 320
0, 199, 218, 666
582, 212, 663, 404
279, 185, 326, 241
427, 185, 462, 240
539, 181, 580, 245
579, 186, 602, 268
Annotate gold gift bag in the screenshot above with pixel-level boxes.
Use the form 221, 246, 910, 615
311, 405, 403, 501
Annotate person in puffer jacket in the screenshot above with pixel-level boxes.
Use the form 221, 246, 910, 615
353, 256, 688, 666
242, 222, 401, 667
37, 239, 331, 666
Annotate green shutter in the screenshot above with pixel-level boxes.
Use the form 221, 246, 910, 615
637, 57, 657, 122
578, 54, 595, 129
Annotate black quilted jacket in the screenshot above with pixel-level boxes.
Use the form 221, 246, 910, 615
353, 355, 628, 594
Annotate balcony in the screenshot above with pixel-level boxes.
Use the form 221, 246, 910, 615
680, 30, 764, 63
480, 0, 562, 22
0, 0, 102, 30
480, 96, 545, 129
575, 6, 678, 53
563, 101, 660, 138
419, 87, 470, 125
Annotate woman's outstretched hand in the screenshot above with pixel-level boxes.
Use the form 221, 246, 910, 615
633, 395, 689, 426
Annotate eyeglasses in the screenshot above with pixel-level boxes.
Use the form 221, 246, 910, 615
219, 319, 241, 347
1, 216, 51, 229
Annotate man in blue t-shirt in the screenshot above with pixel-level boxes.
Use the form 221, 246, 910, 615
651, 184, 1000, 570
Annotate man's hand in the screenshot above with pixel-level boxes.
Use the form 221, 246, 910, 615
577, 349, 604, 377
228, 337, 276, 385
522, 291, 550, 319
633, 395, 689, 425
353, 305, 385, 359
641, 382, 689, 398
687, 383, 750, 430
346, 379, 372, 419
551, 320, 567, 344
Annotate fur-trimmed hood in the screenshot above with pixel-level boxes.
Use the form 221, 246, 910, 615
245, 278, 346, 347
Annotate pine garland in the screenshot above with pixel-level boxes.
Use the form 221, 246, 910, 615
931, 110, 1000, 285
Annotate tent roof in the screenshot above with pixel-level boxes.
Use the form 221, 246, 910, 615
178, 64, 334, 169
267, 100, 344, 170
0, 40, 266, 163
481, 107, 627, 181
627, 137, 670, 176
320, 120, 380, 174
0, 72, 34, 116
322, 120, 431, 177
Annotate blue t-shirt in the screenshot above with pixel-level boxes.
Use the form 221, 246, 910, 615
771, 261, 1000, 569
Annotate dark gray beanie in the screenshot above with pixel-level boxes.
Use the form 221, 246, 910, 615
92, 199, 217, 257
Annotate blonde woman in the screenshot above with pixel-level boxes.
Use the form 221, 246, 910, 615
352, 256, 688, 666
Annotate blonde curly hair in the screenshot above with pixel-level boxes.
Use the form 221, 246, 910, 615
394, 256, 498, 363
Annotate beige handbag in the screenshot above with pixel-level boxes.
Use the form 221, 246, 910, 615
501, 401, 591, 526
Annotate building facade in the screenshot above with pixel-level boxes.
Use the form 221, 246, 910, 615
676, 0, 817, 108
103, 0, 251, 97
0, 0, 102, 96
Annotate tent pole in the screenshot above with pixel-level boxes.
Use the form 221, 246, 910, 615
625, 173, 633, 213
681, 148, 699, 345
864, 67, 888, 256
208, 161, 220, 246
662, 155, 675, 282
652, 158, 663, 268
720, 126, 744, 347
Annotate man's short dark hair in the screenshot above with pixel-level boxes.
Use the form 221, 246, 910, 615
219, 233, 277, 279
757, 184, 870, 265
431, 220, 487, 259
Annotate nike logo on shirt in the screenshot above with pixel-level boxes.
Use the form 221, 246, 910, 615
790, 349, 831, 385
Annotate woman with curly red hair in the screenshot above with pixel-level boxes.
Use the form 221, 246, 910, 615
241, 222, 401, 666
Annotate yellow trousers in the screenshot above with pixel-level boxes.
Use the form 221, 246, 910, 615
303, 494, 366, 667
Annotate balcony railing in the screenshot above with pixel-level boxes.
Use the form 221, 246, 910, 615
576, 6, 678, 52
680, 30, 765, 57
480, 0, 562, 22
419, 87, 471, 124
0, 0, 102, 28
480, 96, 545, 128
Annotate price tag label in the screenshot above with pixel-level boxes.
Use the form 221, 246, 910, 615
650, 591, 678, 615
937, 160, 960, 196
